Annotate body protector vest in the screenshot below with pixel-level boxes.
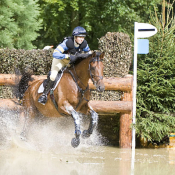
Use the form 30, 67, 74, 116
63, 36, 87, 55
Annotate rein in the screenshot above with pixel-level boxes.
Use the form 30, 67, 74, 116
89, 56, 103, 85
68, 66, 89, 110
68, 67, 89, 97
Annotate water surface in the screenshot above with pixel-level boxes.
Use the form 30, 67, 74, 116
0, 109, 175, 175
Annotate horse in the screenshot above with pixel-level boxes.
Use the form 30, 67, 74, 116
17, 51, 105, 148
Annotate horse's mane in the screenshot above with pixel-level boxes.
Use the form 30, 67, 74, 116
69, 51, 101, 67
71, 53, 92, 66
95, 51, 101, 56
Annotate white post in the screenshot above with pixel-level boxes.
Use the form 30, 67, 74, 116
132, 22, 138, 150
131, 22, 157, 175
131, 22, 138, 175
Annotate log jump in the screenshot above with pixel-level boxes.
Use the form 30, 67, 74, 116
0, 74, 133, 148
0, 74, 132, 91
0, 99, 132, 113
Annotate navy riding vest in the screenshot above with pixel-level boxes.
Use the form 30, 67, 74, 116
64, 36, 87, 54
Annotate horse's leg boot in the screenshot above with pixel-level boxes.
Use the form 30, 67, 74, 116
82, 110, 98, 139
38, 79, 54, 105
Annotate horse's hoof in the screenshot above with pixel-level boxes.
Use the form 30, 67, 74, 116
71, 138, 80, 148
82, 130, 90, 139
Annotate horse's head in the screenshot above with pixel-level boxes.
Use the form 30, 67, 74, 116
89, 52, 105, 92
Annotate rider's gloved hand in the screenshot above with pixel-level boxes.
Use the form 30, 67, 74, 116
69, 55, 78, 64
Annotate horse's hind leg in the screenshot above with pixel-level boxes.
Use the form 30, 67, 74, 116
82, 109, 98, 139
20, 107, 35, 141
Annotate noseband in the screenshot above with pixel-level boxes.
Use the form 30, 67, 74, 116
89, 56, 103, 85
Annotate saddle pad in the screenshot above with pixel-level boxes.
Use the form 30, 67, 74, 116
38, 72, 63, 93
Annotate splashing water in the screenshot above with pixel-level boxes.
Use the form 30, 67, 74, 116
0, 108, 110, 175
0, 108, 107, 153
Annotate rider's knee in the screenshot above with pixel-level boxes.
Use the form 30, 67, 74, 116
56, 62, 63, 70
50, 70, 58, 81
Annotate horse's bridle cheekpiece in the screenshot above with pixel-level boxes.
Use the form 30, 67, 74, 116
89, 56, 103, 86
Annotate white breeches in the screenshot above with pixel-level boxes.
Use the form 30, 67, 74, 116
50, 58, 70, 81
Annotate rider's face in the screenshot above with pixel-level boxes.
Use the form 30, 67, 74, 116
75, 36, 85, 44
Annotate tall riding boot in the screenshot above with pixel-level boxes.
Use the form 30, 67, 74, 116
38, 79, 54, 105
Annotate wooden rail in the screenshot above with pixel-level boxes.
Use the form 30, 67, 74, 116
0, 74, 133, 148
0, 99, 132, 113
0, 74, 132, 91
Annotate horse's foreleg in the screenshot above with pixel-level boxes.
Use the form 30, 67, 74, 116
71, 110, 81, 137
71, 110, 81, 148
65, 105, 81, 148
82, 108, 98, 139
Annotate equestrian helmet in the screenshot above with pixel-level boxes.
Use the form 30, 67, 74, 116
72, 26, 87, 37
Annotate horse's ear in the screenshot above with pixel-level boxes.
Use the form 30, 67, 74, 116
100, 52, 105, 59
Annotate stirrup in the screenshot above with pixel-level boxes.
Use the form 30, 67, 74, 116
38, 94, 47, 105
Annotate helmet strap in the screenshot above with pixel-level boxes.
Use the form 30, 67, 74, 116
74, 37, 80, 47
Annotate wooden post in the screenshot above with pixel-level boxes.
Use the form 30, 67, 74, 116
119, 75, 133, 148
119, 91, 133, 148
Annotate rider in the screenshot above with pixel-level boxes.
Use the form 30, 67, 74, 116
38, 26, 91, 105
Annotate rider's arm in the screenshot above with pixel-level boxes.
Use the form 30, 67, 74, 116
82, 43, 91, 53
53, 40, 69, 59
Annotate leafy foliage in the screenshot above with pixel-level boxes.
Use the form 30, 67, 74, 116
0, 0, 162, 49
136, 0, 175, 142
0, 0, 41, 49
35, 0, 161, 49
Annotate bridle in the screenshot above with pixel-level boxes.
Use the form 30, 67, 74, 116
69, 55, 103, 92
89, 56, 103, 86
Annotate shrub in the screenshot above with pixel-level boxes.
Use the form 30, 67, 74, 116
136, 1, 175, 142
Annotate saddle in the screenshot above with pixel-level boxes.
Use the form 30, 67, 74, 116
38, 71, 63, 94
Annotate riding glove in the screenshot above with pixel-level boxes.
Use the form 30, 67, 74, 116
69, 55, 78, 64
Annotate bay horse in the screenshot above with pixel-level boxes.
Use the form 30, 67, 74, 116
17, 52, 105, 148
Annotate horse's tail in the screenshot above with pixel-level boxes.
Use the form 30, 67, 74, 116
15, 68, 33, 100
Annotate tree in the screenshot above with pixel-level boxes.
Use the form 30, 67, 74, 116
0, 0, 41, 49
136, 0, 175, 142
35, 0, 161, 49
